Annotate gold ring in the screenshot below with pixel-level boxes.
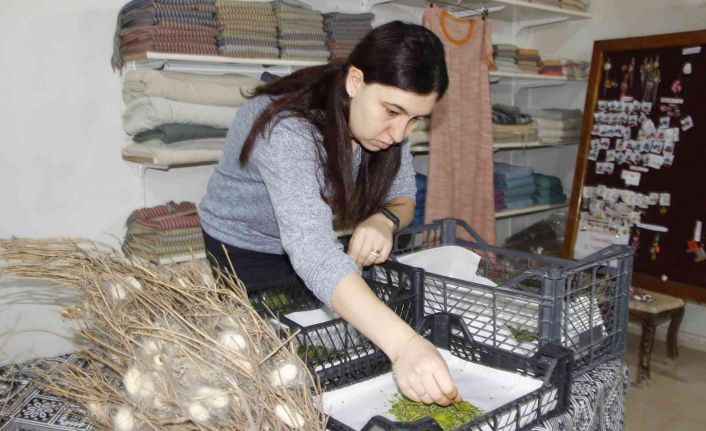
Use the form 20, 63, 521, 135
370, 249, 382, 259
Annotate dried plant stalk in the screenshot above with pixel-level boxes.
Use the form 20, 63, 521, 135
0, 238, 327, 430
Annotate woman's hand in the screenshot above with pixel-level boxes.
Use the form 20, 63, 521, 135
347, 212, 395, 267
392, 334, 461, 405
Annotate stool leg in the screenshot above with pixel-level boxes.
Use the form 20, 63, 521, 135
637, 318, 656, 384
667, 306, 685, 360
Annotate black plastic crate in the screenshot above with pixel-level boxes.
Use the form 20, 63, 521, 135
247, 276, 323, 317
279, 261, 423, 390
393, 218, 633, 375
325, 313, 573, 431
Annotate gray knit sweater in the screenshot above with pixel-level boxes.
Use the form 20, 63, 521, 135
198, 95, 416, 306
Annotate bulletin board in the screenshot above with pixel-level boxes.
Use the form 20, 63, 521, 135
564, 30, 706, 303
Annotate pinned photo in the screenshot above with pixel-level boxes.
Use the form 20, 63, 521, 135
659, 116, 671, 129
641, 101, 653, 114
615, 151, 626, 165
650, 140, 664, 154
600, 137, 611, 149
588, 149, 600, 161
663, 154, 675, 168
591, 139, 600, 150
680, 115, 694, 131
663, 140, 675, 155
606, 150, 616, 162
616, 139, 625, 151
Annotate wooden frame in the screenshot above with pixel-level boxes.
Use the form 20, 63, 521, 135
563, 30, 706, 303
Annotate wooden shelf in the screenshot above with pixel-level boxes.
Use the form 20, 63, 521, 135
495, 202, 568, 219
371, 0, 590, 31
123, 51, 327, 68
493, 139, 578, 150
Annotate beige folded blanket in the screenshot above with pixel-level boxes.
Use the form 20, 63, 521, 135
123, 69, 262, 107
122, 143, 224, 166
122, 97, 237, 135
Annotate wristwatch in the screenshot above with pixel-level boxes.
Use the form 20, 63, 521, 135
378, 207, 400, 233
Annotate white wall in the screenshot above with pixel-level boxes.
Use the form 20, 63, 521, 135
1, 1, 705, 364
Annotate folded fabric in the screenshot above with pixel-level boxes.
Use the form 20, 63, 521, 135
123, 69, 261, 107
534, 186, 565, 198
133, 123, 227, 143
126, 201, 201, 230
122, 97, 237, 135
499, 183, 536, 198
495, 175, 535, 189
538, 129, 581, 139
533, 116, 581, 131
122, 143, 224, 165
503, 196, 535, 210
493, 161, 533, 179
408, 130, 429, 146
532, 193, 567, 205
136, 137, 226, 149
533, 173, 563, 189
493, 104, 534, 125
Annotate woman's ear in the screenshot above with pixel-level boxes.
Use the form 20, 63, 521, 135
345, 66, 364, 98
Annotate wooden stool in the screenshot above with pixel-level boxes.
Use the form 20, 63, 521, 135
628, 289, 685, 385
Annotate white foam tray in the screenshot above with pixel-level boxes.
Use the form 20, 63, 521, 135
321, 349, 557, 431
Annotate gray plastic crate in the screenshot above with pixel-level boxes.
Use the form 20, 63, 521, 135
393, 218, 634, 375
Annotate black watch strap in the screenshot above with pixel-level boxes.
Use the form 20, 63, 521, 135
378, 207, 400, 233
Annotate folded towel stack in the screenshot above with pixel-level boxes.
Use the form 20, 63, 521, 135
532, 173, 567, 205
275, 2, 329, 62
121, 69, 262, 165
123, 201, 206, 264
562, 59, 590, 79
494, 162, 536, 211
518, 107, 582, 145
492, 44, 521, 74
215, 0, 279, 59
492, 104, 538, 143
539, 59, 563, 76
323, 12, 374, 61
408, 117, 430, 149
517, 48, 541, 74
112, 0, 219, 69
414, 173, 428, 225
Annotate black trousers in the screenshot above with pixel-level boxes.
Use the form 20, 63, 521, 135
202, 228, 302, 293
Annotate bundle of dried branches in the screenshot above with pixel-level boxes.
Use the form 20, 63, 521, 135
0, 238, 326, 430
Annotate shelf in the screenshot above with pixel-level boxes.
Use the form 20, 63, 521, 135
122, 145, 223, 170
495, 202, 568, 219
123, 52, 326, 74
493, 139, 578, 151
370, 0, 590, 32
410, 144, 430, 154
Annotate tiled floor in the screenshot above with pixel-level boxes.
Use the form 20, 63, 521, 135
624, 333, 706, 431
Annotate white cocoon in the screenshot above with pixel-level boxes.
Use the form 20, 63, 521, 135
270, 363, 298, 387
108, 282, 127, 301
188, 401, 210, 422
196, 387, 230, 409
113, 406, 135, 431
123, 367, 155, 399
218, 331, 247, 351
124, 276, 142, 290
275, 404, 305, 429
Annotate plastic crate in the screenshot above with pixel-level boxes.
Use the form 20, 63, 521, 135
393, 218, 633, 375
325, 313, 573, 431
279, 261, 423, 390
247, 276, 322, 317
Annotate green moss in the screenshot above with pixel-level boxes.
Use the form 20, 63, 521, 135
505, 324, 538, 343
388, 395, 483, 430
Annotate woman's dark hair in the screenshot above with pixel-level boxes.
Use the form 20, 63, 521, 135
241, 21, 448, 229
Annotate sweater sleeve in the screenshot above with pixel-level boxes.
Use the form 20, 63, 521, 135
250, 118, 358, 306
385, 139, 417, 203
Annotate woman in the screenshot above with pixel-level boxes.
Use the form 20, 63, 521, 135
199, 21, 459, 406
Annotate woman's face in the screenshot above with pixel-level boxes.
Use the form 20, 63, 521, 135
346, 67, 437, 152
